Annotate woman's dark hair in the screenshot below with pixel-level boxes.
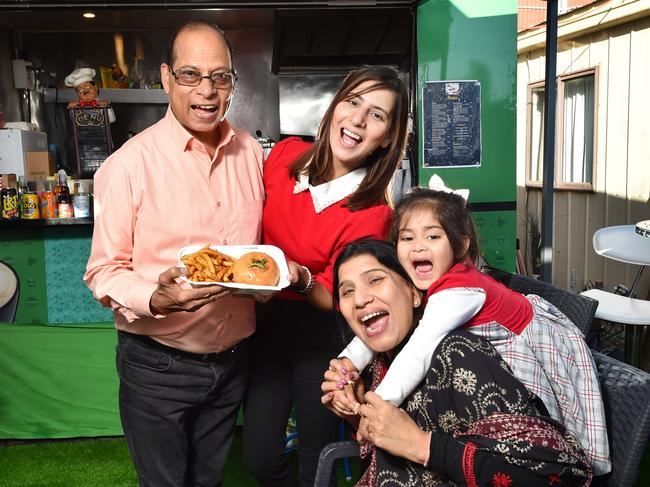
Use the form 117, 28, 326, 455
390, 187, 479, 263
289, 66, 410, 212
332, 239, 412, 304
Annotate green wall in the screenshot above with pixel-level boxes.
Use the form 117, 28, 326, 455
1, 226, 119, 438
0, 324, 121, 438
1, 226, 112, 324
416, 0, 518, 271
1, 228, 48, 323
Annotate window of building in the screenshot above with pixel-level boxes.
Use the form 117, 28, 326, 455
526, 68, 597, 190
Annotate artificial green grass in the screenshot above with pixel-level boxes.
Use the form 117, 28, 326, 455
0, 431, 647, 486
0, 437, 138, 487
0, 427, 359, 486
0, 434, 258, 487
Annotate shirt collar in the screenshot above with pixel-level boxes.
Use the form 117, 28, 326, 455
293, 166, 367, 213
164, 106, 236, 155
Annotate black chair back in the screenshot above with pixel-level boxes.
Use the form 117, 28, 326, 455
315, 440, 359, 486
483, 267, 598, 336
592, 351, 650, 486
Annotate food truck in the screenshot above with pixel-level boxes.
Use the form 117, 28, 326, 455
0, 0, 517, 439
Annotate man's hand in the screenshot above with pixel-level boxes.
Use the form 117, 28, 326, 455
149, 266, 233, 315
357, 391, 431, 465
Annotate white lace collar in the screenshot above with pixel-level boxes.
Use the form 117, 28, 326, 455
293, 167, 367, 213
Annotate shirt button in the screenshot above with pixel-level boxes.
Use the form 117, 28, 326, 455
223, 239, 228, 245
216, 202, 222, 207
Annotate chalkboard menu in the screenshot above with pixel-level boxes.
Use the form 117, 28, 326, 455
69, 107, 114, 178
422, 81, 481, 168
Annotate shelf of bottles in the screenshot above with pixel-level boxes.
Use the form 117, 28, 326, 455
0, 171, 93, 227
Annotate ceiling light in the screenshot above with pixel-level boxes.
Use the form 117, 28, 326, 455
83, 12, 96, 19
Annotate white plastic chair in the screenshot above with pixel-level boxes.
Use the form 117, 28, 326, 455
581, 224, 650, 366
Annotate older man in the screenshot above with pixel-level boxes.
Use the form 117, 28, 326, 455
84, 21, 263, 486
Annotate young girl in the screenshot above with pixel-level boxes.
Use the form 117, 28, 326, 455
331, 175, 611, 476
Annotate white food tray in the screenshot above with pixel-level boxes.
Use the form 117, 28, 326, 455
177, 244, 290, 295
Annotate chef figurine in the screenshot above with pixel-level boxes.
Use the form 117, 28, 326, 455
65, 67, 116, 122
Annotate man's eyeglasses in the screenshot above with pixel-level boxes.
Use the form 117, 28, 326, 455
169, 67, 237, 88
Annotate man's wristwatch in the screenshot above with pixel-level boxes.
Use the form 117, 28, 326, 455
296, 265, 316, 294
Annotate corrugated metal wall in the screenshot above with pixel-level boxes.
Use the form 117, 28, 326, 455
516, 14, 650, 298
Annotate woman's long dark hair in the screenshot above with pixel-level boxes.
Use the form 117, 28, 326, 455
332, 239, 412, 304
289, 66, 410, 212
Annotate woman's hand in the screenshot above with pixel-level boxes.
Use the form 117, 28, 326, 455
358, 391, 431, 466
321, 358, 363, 419
287, 261, 333, 311
287, 261, 308, 288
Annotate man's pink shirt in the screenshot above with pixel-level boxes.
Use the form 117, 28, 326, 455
84, 108, 264, 353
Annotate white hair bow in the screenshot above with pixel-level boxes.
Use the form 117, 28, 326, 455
428, 174, 470, 202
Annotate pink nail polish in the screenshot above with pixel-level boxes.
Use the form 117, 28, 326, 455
336, 384, 344, 390
340, 367, 348, 375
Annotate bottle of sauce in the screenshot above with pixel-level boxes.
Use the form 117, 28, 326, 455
55, 169, 74, 218
19, 176, 40, 220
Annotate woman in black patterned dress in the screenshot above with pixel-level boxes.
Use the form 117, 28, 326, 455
322, 239, 592, 486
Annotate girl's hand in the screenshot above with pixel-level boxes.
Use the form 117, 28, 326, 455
323, 358, 361, 412
358, 391, 431, 465
321, 359, 363, 418
329, 357, 360, 387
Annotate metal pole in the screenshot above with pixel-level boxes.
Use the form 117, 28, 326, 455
540, 0, 558, 283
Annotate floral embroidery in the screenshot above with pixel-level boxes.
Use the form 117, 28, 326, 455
371, 331, 592, 487
491, 472, 512, 487
453, 367, 477, 395
438, 410, 460, 433
494, 443, 510, 454
406, 390, 424, 412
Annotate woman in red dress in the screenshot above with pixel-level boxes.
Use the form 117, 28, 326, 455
243, 66, 410, 486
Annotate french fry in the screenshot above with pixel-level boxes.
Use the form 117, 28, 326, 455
200, 254, 216, 275
182, 245, 237, 283
214, 267, 227, 281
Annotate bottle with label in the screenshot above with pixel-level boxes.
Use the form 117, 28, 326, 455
1, 186, 19, 220
54, 169, 74, 218
20, 175, 40, 220
17, 175, 26, 217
